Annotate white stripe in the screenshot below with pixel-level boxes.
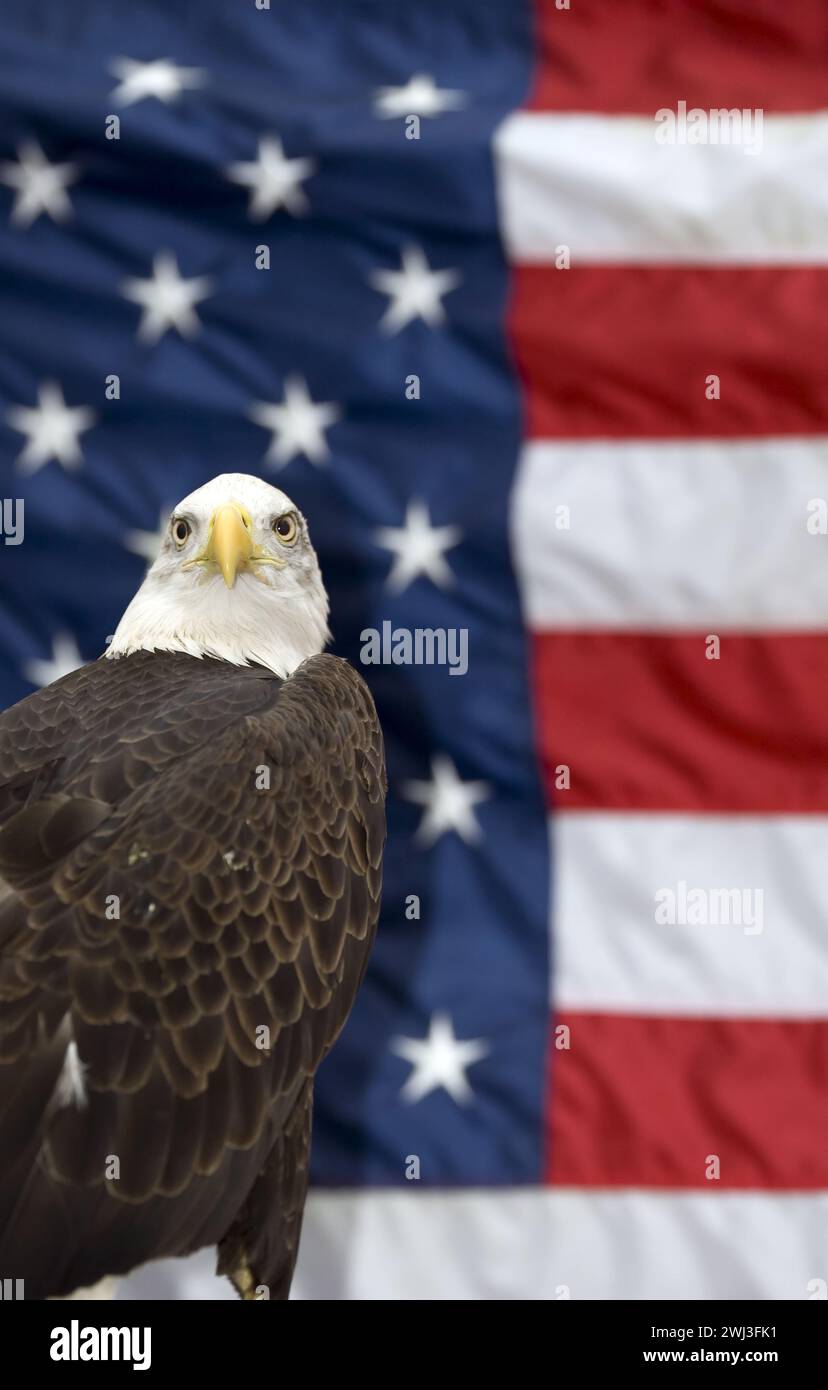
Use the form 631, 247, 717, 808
554, 814, 828, 1017
290, 1189, 828, 1299
513, 437, 828, 630
109, 1189, 828, 1300
116, 1251, 236, 1302
495, 112, 828, 263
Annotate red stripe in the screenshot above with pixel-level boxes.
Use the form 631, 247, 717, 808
529, 0, 828, 113
547, 1012, 828, 1188
533, 632, 828, 813
513, 266, 828, 440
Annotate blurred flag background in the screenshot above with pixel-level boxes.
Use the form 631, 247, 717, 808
0, 0, 826, 1300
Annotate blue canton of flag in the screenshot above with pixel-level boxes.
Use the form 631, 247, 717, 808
0, 0, 550, 1209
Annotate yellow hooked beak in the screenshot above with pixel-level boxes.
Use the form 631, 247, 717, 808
205, 503, 253, 589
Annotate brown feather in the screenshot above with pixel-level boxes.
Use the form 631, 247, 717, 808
0, 650, 385, 1297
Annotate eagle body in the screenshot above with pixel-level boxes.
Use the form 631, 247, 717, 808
0, 648, 385, 1299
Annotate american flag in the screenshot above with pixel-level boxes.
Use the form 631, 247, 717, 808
0, 0, 826, 1301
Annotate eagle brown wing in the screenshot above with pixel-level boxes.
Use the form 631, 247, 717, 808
0, 649, 385, 1299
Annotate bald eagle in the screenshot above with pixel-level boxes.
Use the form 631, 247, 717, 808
0, 473, 385, 1300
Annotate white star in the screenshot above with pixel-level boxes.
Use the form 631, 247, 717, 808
374, 73, 467, 119
226, 136, 315, 220
369, 245, 460, 334
24, 633, 85, 688
122, 252, 214, 343
123, 507, 172, 565
249, 375, 340, 466
402, 755, 490, 847
391, 1012, 489, 1105
374, 498, 461, 593
0, 142, 79, 227
7, 382, 95, 474
109, 57, 206, 107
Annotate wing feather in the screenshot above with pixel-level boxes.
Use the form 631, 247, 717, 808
0, 650, 385, 1297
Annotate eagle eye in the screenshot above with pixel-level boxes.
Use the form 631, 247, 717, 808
171, 517, 191, 547
272, 514, 298, 545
